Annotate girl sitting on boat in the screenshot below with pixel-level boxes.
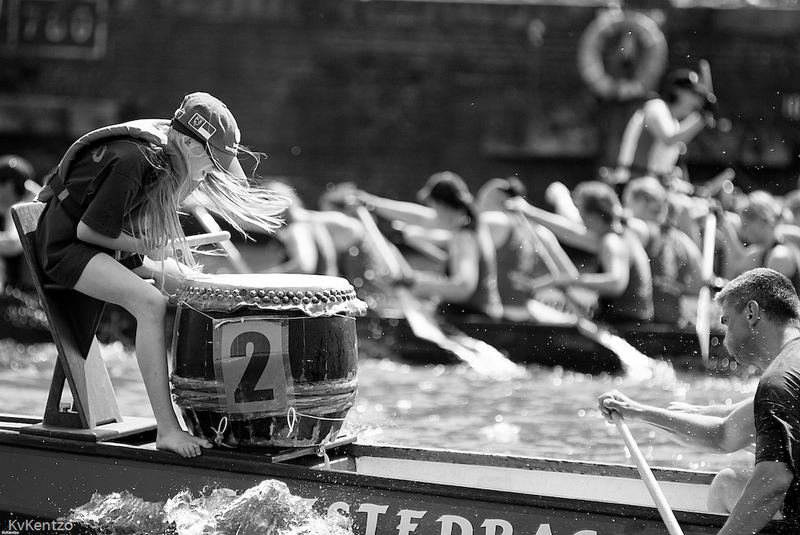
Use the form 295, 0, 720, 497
34, 92, 288, 457
352, 171, 503, 320
509, 180, 655, 325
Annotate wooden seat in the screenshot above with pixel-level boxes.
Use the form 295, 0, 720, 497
10, 201, 154, 441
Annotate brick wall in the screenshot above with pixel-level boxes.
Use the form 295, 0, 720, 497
1, 0, 798, 205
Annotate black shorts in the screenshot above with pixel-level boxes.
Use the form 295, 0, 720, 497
34, 201, 143, 288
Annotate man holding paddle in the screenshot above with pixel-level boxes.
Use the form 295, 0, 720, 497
600, 268, 800, 533
611, 67, 717, 193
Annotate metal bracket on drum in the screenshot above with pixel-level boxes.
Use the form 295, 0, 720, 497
214, 433, 357, 464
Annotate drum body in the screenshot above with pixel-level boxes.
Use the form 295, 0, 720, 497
170, 274, 366, 448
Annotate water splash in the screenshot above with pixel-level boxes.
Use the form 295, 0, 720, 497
64, 480, 354, 535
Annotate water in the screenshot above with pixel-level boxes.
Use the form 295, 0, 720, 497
66, 480, 354, 535
0, 339, 756, 473
0, 337, 758, 532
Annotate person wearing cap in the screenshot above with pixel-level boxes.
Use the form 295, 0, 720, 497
0, 155, 38, 289
33, 92, 288, 458
717, 190, 800, 295
352, 172, 503, 320
613, 68, 717, 190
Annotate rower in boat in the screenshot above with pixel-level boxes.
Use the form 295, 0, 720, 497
476, 176, 594, 321
601, 268, 800, 534
351, 171, 503, 321
510, 180, 655, 327
621, 176, 705, 325
609, 68, 717, 196
717, 190, 800, 295
260, 179, 341, 276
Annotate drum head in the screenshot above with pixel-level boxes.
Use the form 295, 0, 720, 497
172, 273, 367, 316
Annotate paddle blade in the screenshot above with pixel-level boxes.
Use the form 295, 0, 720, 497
396, 289, 522, 379
581, 320, 670, 381
697, 211, 716, 367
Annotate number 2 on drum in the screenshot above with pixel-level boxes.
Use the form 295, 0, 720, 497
215, 318, 291, 414
230, 331, 275, 404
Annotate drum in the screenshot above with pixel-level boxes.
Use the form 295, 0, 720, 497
170, 273, 367, 448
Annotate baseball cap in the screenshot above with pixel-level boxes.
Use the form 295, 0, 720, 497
665, 69, 711, 99
171, 92, 246, 179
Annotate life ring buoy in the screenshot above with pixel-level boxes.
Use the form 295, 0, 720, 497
577, 9, 668, 101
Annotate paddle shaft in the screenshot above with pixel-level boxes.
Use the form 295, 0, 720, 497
696, 210, 717, 364
190, 205, 251, 274
355, 205, 416, 282
356, 205, 493, 369
699, 59, 714, 95
512, 210, 567, 276
182, 231, 230, 247
612, 412, 685, 535
511, 208, 588, 316
164, 230, 231, 252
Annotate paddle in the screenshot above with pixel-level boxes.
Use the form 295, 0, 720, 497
181, 231, 231, 247
612, 412, 685, 535
696, 208, 717, 367
354, 205, 519, 377
510, 208, 655, 377
189, 205, 252, 274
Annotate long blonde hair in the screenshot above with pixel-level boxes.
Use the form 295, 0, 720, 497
132, 130, 288, 268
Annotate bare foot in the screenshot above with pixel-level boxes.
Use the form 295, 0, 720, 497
156, 429, 212, 458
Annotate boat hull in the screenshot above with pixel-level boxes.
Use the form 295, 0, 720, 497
0, 418, 783, 534
358, 313, 730, 374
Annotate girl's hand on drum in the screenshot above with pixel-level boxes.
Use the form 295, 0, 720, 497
146, 245, 172, 261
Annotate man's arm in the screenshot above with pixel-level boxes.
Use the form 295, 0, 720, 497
717, 461, 792, 535
599, 390, 755, 453
668, 397, 750, 418
506, 196, 599, 253
361, 193, 439, 227
645, 100, 708, 146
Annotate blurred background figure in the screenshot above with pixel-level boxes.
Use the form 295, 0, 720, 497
353, 171, 503, 320
621, 176, 703, 325
262, 179, 340, 276
476, 176, 580, 320
716, 190, 800, 294
476, 177, 541, 319
511, 181, 654, 326
0, 155, 39, 291
778, 188, 800, 252
611, 68, 717, 192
